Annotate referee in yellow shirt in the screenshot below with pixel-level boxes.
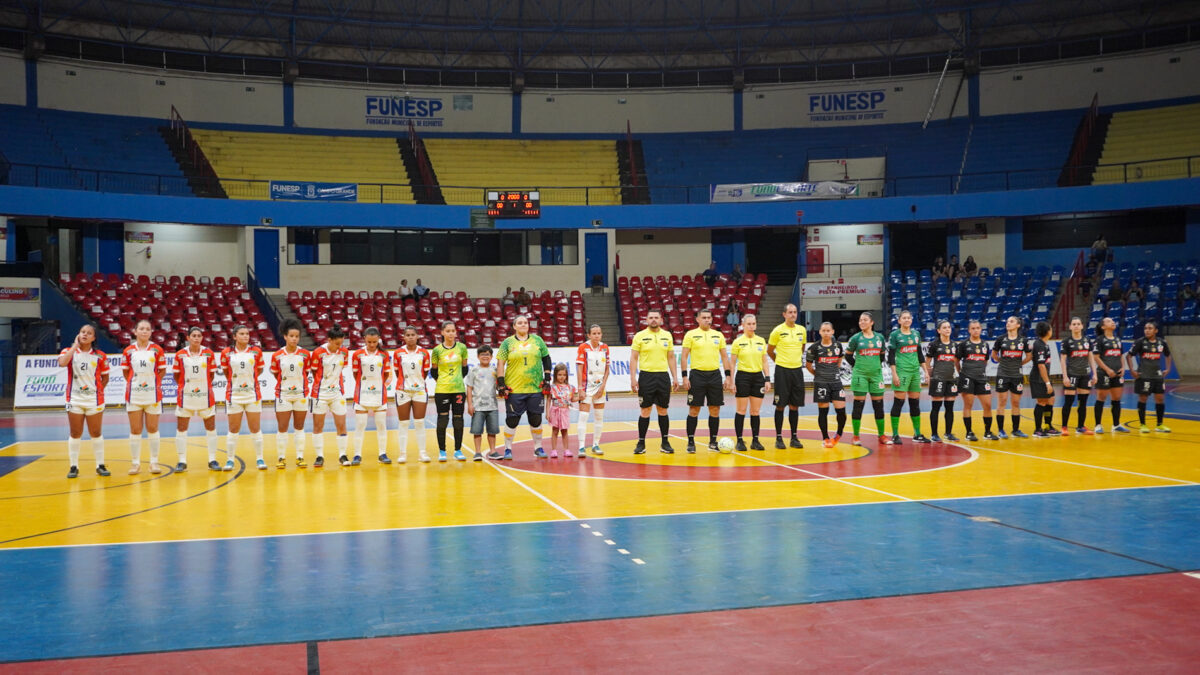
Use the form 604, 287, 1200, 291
730, 313, 771, 451
630, 309, 680, 455
767, 303, 807, 449
681, 309, 733, 453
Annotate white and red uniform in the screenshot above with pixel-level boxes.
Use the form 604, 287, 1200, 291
221, 345, 265, 413
63, 347, 109, 415
393, 345, 430, 405
174, 346, 218, 418
352, 347, 391, 411
122, 342, 166, 414
576, 341, 611, 403
271, 346, 311, 412
309, 343, 349, 415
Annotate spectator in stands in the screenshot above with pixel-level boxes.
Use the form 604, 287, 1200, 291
703, 261, 719, 287
932, 256, 946, 280
399, 279, 412, 301
962, 256, 978, 277
725, 301, 741, 328
413, 279, 430, 300
1106, 280, 1125, 303
503, 287, 515, 306
731, 264, 744, 283
1126, 280, 1143, 303
515, 287, 531, 308
1182, 284, 1197, 301
1091, 234, 1108, 261
946, 255, 961, 281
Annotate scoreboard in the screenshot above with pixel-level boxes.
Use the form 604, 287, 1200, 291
486, 190, 541, 218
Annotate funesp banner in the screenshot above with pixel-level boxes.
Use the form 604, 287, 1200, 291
710, 181, 859, 203
269, 181, 358, 201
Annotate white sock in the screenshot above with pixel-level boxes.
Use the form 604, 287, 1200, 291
415, 423, 427, 455
375, 411, 388, 455
312, 433, 324, 459
68, 437, 81, 466
576, 411, 589, 448
504, 424, 517, 451
530, 425, 543, 450
130, 435, 143, 467
337, 433, 349, 458
148, 432, 160, 464
93, 436, 105, 466
293, 428, 305, 460
176, 433, 188, 463
398, 420, 409, 456
226, 432, 238, 462
276, 432, 288, 459
253, 432, 264, 461
354, 412, 368, 456
593, 409, 605, 446
206, 430, 218, 462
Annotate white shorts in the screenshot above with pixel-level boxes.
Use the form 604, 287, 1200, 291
126, 402, 163, 415
274, 398, 308, 413
67, 403, 104, 416
354, 403, 388, 413
395, 389, 428, 405
177, 406, 216, 419
581, 383, 607, 404
226, 400, 263, 414
310, 398, 348, 416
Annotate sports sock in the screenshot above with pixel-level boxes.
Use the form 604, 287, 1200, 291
929, 401, 942, 437
750, 414, 760, 439
835, 408, 846, 435
1095, 401, 1105, 426
354, 412, 370, 456
1076, 394, 1089, 427
1156, 403, 1165, 425
176, 433, 188, 463
1061, 394, 1076, 427
335, 433, 348, 458
68, 437, 81, 466
817, 407, 829, 439
1033, 404, 1044, 431
226, 432, 238, 461
312, 433, 325, 459
1044, 406, 1054, 429
206, 430, 218, 462
774, 408, 785, 436
637, 416, 650, 440
130, 434, 143, 467
788, 408, 799, 436
873, 398, 886, 436
908, 398, 922, 436
686, 414, 698, 441
1012, 413, 1021, 432
708, 414, 719, 440
398, 421, 409, 456
252, 432, 263, 461
593, 409, 605, 446
851, 398, 864, 435
964, 413, 974, 433
436, 413, 449, 451
984, 416, 993, 434
415, 423, 427, 455
1138, 401, 1147, 425
734, 413, 745, 439
148, 431, 160, 465
375, 411, 388, 455
531, 425, 544, 450
890, 398, 905, 435
294, 428, 306, 460
452, 415, 464, 450
996, 414, 1006, 432
657, 414, 670, 438
577, 411, 590, 447
93, 436, 104, 466
276, 431, 289, 459
1110, 401, 1121, 426
943, 400, 954, 436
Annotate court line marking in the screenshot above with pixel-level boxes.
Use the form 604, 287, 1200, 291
483, 459, 578, 520
955, 443, 1198, 485
733, 451, 914, 501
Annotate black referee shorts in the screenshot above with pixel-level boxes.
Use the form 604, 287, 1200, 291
773, 366, 806, 407
735, 371, 766, 399
638, 371, 672, 409
687, 369, 724, 407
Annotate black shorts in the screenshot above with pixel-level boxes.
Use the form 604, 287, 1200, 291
1063, 375, 1092, 391
929, 379, 958, 398
434, 392, 466, 415
773, 366, 806, 408
735, 371, 767, 399
687, 369, 724, 407
638, 371, 672, 409
1096, 374, 1124, 390
1029, 381, 1053, 400
995, 376, 1024, 394
1134, 378, 1165, 395
957, 375, 991, 396
812, 380, 844, 404
505, 392, 545, 417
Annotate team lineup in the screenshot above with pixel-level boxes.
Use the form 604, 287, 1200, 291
56, 304, 1174, 478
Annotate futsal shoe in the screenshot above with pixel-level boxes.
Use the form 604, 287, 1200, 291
750, 439, 765, 451
276, 457, 287, 469
1078, 427, 1093, 436
223, 459, 235, 471
1011, 430, 1029, 438
832, 433, 842, 446
1094, 425, 1105, 434
256, 459, 267, 470
419, 453, 431, 463
67, 466, 79, 479
208, 460, 221, 471
314, 456, 325, 468
439, 450, 449, 462
913, 435, 932, 444
591, 444, 603, 456
534, 448, 547, 458
790, 437, 804, 449
660, 440, 675, 454
576, 447, 587, 458
340, 455, 352, 466
822, 437, 835, 449
487, 450, 503, 460
96, 464, 111, 476
1114, 424, 1132, 433
945, 433, 960, 442
965, 432, 979, 441
1045, 428, 1062, 436
997, 430, 1009, 439
736, 439, 748, 452
128, 464, 140, 475
686, 440, 697, 454
469, 450, 481, 461
379, 453, 392, 465
1140, 426, 1151, 434
1061, 427, 1071, 436
297, 457, 307, 467
352, 455, 362, 466
888, 435, 902, 445
707, 440, 719, 453
564, 448, 574, 458
151, 462, 162, 474
852, 436, 862, 446
473, 452, 483, 462
929, 435, 942, 443
633, 440, 646, 455
549, 450, 558, 458
984, 432, 1000, 441
1033, 430, 1049, 438
503, 450, 513, 460
774, 437, 786, 450
1155, 425, 1172, 433
174, 462, 187, 472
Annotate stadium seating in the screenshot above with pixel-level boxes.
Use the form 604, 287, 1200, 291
1092, 102, 1200, 185
188, 129, 416, 203
616, 273, 767, 344
887, 266, 1066, 341
421, 139, 623, 205
287, 288, 587, 348
57, 273, 273, 351
1090, 259, 1200, 336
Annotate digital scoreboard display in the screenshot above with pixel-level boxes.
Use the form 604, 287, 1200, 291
486, 190, 541, 218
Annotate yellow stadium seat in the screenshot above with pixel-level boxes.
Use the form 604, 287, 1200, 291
1093, 103, 1200, 185
422, 139, 623, 205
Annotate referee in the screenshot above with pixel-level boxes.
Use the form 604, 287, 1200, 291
681, 309, 733, 453
766, 303, 807, 449
630, 309, 680, 454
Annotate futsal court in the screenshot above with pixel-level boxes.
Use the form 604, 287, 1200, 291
2, 385, 1199, 672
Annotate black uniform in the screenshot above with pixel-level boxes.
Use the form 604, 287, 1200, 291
1028, 338, 1053, 400
1060, 336, 1094, 390
806, 341, 845, 404
956, 340, 992, 395
1129, 337, 1170, 395
925, 340, 958, 398
992, 336, 1029, 394
1093, 335, 1125, 389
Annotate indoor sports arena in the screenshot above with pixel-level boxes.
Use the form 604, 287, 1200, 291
1, 0, 1199, 671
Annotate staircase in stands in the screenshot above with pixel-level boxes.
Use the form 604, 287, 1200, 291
581, 292, 621, 345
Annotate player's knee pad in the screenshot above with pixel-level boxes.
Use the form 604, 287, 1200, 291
872, 398, 885, 417
593, 409, 605, 422
852, 399, 865, 417
527, 413, 542, 428
506, 415, 522, 428
908, 398, 920, 414
891, 399, 905, 416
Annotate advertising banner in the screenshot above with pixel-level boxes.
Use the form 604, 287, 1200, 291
269, 181, 358, 201
710, 181, 859, 203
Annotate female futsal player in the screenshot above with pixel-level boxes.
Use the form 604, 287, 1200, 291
122, 319, 167, 474
60, 323, 110, 478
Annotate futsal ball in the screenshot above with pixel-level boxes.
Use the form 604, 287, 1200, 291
717, 437, 736, 454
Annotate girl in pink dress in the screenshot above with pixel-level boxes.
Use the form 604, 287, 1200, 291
547, 363, 577, 458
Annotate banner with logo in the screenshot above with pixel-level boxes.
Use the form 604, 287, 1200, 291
270, 181, 358, 201
710, 181, 859, 203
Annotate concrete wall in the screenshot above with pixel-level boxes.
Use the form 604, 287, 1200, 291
522, 89, 733, 133
805, 223, 885, 278
293, 81, 512, 133
122, 222, 246, 280
956, 218, 1007, 269
615, 229, 712, 278
1167, 334, 1200, 375
744, 72, 966, 129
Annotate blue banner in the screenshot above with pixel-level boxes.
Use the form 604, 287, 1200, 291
269, 181, 358, 201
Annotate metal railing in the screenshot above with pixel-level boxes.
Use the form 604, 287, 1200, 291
2, 154, 1196, 204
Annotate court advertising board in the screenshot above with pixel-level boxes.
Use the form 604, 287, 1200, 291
269, 181, 358, 201
709, 181, 859, 202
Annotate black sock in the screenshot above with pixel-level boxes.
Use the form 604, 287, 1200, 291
750, 415, 760, 439
686, 414, 698, 441
835, 408, 846, 435
1012, 414, 1021, 432
1138, 401, 1147, 425
1033, 404, 1043, 431
437, 413, 449, 451
1095, 401, 1105, 426
984, 415, 993, 433
818, 407, 829, 439
1044, 406, 1053, 429
658, 414, 670, 438
1076, 395, 1089, 428
890, 399, 905, 417
1061, 395, 1075, 427
734, 413, 745, 439
1156, 402, 1165, 425
1111, 401, 1121, 426
775, 408, 785, 435
944, 400, 955, 435
789, 408, 799, 436
964, 413, 974, 433
929, 401, 942, 436
708, 415, 720, 439
452, 416, 464, 451
638, 416, 650, 440
996, 414, 1006, 431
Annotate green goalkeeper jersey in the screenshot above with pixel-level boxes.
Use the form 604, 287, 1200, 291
497, 334, 551, 394
847, 331, 885, 377
888, 329, 923, 373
